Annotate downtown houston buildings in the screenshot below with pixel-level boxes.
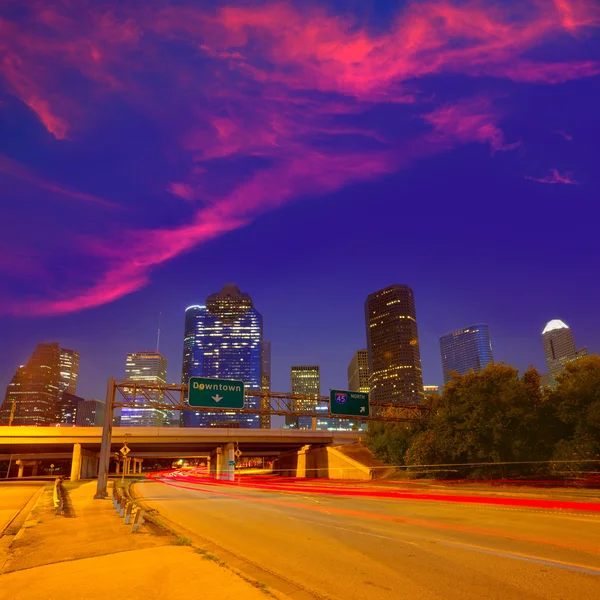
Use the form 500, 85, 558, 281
542, 319, 587, 386
0, 343, 80, 426
182, 284, 263, 428
439, 324, 494, 383
365, 284, 425, 405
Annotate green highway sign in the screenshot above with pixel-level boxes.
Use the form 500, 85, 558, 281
188, 377, 245, 409
329, 389, 370, 417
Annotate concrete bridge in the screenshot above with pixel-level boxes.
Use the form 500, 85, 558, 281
0, 426, 366, 482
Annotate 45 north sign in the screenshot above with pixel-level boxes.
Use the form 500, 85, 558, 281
188, 377, 245, 409
329, 389, 370, 417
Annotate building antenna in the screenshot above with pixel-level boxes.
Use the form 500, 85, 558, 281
156, 311, 162, 353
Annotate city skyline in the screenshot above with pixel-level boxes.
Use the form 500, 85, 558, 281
1, 303, 596, 405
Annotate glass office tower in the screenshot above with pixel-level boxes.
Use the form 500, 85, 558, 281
439, 324, 494, 383
542, 319, 587, 386
182, 284, 263, 428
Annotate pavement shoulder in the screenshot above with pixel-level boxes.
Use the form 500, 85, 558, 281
0, 480, 283, 600
0, 545, 278, 600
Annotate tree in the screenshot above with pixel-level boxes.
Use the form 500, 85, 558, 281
404, 364, 550, 478
548, 355, 600, 474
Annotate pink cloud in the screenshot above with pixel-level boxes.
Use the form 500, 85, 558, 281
554, 130, 574, 141
423, 97, 519, 153
525, 169, 579, 184
1, 0, 598, 314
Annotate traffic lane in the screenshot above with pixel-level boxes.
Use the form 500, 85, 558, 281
0, 481, 44, 535
134, 479, 600, 600
148, 477, 600, 568
155, 472, 600, 564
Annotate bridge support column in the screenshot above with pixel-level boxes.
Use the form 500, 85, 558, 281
138, 458, 143, 474
31, 462, 39, 476
223, 443, 235, 482
71, 443, 82, 482
211, 447, 222, 479
297, 445, 311, 478
16, 460, 24, 479
116, 460, 121, 475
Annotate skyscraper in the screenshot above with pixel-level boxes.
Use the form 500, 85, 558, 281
289, 365, 320, 429
542, 319, 588, 385
348, 349, 370, 393
365, 285, 424, 405
58, 392, 84, 425
0, 343, 62, 426
439, 324, 494, 383
76, 399, 105, 426
260, 341, 272, 429
121, 351, 169, 427
182, 284, 263, 428
59, 348, 80, 395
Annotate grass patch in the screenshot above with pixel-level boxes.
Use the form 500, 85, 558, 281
170, 536, 192, 546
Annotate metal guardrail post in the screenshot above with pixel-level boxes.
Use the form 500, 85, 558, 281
131, 507, 145, 533
123, 501, 134, 525
53, 477, 64, 515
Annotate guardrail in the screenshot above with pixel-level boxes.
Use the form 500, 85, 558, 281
112, 483, 146, 533
53, 477, 64, 515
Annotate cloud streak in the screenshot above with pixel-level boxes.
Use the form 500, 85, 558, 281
1, 0, 598, 315
526, 169, 580, 185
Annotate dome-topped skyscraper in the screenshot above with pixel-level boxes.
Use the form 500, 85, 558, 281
542, 319, 587, 386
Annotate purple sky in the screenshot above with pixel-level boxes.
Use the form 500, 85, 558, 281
1, 0, 599, 401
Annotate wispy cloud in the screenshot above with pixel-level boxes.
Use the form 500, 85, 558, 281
0, 155, 116, 208
1, 0, 598, 314
554, 129, 574, 141
525, 169, 579, 184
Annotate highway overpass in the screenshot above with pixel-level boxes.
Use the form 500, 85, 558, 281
0, 426, 366, 482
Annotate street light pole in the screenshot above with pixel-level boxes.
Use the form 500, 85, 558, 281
95, 378, 115, 499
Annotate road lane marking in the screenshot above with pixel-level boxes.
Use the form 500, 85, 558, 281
295, 518, 419, 545
433, 539, 600, 577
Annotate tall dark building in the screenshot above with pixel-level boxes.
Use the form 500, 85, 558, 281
542, 319, 587, 386
365, 285, 424, 405
182, 284, 263, 428
439, 324, 494, 383
76, 399, 105, 426
58, 392, 84, 425
0, 343, 63, 425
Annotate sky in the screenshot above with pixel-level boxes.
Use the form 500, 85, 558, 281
1, 0, 599, 403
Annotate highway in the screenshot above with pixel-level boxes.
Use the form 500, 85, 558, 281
0, 481, 44, 536
134, 473, 600, 600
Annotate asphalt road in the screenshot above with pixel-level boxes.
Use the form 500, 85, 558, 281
0, 481, 44, 536
135, 476, 600, 600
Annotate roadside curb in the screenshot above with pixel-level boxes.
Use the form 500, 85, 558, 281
130, 479, 324, 600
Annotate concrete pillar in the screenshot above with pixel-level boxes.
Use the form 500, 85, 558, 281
16, 460, 24, 478
71, 443, 82, 482
124, 457, 130, 475
116, 460, 121, 474
138, 458, 143, 474
82, 456, 89, 479
92, 457, 99, 478
297, 445, 311, 478
214, 447, 223, 479
31, 462, 39, 476
223, 443, 235, 482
